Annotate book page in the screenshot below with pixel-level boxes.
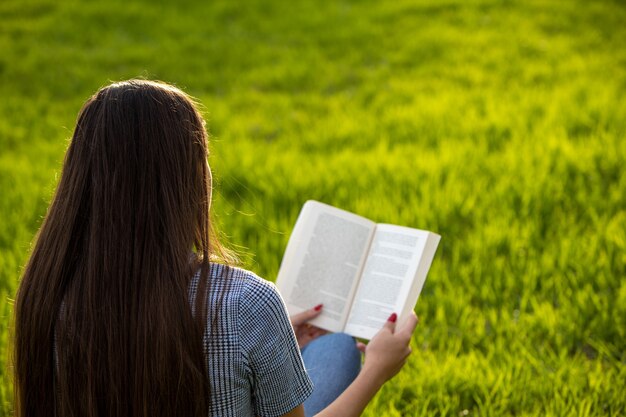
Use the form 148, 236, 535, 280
344, 224, 438, 339
276, 201, 376, 332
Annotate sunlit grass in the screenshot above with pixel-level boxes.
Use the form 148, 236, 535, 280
1, 0, 625, 415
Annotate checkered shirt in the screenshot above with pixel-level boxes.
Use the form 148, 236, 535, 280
188, 263, 313, 416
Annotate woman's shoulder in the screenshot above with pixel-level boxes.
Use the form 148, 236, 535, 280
203, 264, 291, 338
197, 262, 282, 305
208, 262, 275, 287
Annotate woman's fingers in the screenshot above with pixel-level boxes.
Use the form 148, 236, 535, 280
395, 311, 419, 342
382, 313, 398, 333
355, 341, 367, 353
290, 304, 323, 326
359, 311, 420, 384
308, 326, 328, 338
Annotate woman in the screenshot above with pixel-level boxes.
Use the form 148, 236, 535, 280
14, 80, 418, 417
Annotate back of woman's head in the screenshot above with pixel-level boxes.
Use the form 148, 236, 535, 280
14, 80, 221, 417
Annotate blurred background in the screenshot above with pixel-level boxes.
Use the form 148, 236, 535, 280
1, 0, 625, 415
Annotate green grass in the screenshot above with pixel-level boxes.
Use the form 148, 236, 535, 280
1, 0, 626, 415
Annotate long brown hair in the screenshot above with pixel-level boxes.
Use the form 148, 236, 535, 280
14, 80, 231, 417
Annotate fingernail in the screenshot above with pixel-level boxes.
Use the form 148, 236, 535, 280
388, 313, 397, 323
314, 304, 323, 311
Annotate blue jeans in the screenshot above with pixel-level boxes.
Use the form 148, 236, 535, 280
301, 333, 362, 416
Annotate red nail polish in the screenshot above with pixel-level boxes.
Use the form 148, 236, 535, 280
388, 313, 397, 323
314, 304, 323, 311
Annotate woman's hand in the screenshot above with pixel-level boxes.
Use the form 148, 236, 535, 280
312, 312, 420, 417
290, 304, 329, 348
359, 312, 418, 386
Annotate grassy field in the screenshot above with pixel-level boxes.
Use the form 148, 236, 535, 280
1, 0, 626, 415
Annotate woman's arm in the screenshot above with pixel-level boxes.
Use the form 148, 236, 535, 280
313, 313, 418, 417
283, 311, 418, 417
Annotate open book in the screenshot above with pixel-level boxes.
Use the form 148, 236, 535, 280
276, 201, 441, 340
